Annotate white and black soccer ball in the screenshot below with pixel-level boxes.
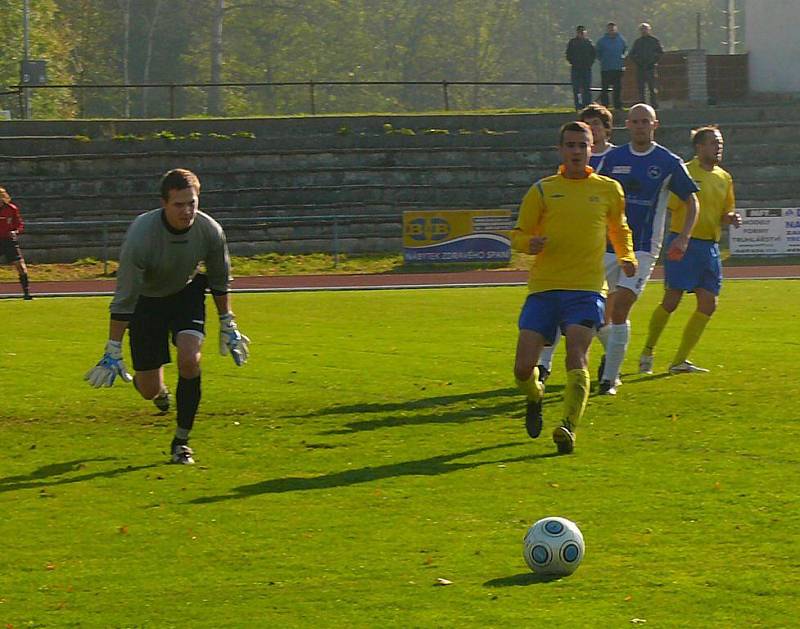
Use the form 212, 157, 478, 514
523, 516, 585, 576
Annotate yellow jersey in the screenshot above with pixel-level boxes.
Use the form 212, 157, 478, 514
668, 157, 735, 242
511, 166, 635, 295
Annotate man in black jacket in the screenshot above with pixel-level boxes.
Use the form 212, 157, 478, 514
566, 26, 596, 111
629, 22, 664, 108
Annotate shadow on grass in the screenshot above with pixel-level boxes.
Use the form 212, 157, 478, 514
320, 394, 564, 435
191, 442, 559, 504
633, 372, 673, 384
590, 371, 672, 397
289, 387, 521, 419
484, 572, 564, 587
0, 457, 119, 484
0, 458, 161, 494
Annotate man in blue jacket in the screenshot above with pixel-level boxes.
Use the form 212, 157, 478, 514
595, 22, 627, 111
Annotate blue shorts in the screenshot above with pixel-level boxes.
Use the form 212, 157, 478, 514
664, 232, 722, 295
518, 290, 605, 343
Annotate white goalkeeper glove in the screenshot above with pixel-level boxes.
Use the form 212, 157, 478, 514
219, 313, 250, 366
84, 340, 133, 388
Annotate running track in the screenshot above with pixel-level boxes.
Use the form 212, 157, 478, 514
1, 266, 799, 299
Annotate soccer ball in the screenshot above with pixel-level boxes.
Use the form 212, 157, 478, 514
523, 516, 585, 576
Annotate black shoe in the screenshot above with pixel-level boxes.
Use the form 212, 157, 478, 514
153, 387, 171, 413
536, 365, 550, 393
23, 293, 33, 300
525, 399, 543, 438
597, 355, 606, 384
170, 443, 195, 465
597, 379, 617, 396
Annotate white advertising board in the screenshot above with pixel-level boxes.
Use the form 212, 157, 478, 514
729, 208, 800, 256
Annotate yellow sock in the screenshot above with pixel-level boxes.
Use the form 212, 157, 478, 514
643, 304, 671, 354
516, 367, 543, 402
672, 311, 711, 365
563, 368, 590, 430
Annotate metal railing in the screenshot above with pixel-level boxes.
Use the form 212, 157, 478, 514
8, 79, 573, 118
25, 213, 404, 271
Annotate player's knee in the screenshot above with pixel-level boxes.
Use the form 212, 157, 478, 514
699, 302, 716, 317
514, 360, 535, 382
133, 375, 161, 400
177, 352, 201, 378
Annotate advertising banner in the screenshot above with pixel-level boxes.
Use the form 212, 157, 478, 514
729, 208, 800, 256
403, 209, 513, 263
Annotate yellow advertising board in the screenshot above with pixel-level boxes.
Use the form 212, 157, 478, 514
403, 209, 512, 263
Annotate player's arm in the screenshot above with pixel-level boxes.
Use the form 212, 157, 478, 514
606, 183, 637, 277
85, 230, 142, 388
215, 291, 250, 367
205, 224, 249, 366
665, 161, 700, 261
667, 192, 698, 260
721, 178, 741, 227
11, 203, 23, 235
511, 183, 547, 255
84, 317, 133, 388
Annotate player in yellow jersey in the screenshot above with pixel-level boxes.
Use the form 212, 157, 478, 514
535, 103, 617, 384
512, 121, 636, 454
639, 126, 741, 374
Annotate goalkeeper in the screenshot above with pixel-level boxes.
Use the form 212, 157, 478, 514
85, 168, 249, 465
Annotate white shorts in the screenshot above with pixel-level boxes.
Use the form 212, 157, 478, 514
604, 251, 658, 297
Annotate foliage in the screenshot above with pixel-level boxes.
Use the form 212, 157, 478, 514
0, 280, 799, 626
0, 0, 740, 118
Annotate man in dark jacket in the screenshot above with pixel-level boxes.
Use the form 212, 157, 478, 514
629, 22, 663, 108
566, 26, 596, 111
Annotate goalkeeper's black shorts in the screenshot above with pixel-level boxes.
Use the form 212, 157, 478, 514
129, 274, 207, 371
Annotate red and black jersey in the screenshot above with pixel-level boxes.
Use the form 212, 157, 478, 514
0, 202, 24, 239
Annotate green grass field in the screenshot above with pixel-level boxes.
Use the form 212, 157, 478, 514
1, 280, 799, 628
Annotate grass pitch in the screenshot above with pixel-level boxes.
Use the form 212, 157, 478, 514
1, 280, 799, 627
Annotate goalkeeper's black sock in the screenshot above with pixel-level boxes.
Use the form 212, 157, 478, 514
170, 437, 188, 452
176, 374, 202, 436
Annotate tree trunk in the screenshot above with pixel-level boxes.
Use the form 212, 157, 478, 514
119, 0, 130, 117
141, 0, 163, 117
208, 0, 225, 116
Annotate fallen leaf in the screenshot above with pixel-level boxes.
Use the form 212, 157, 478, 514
118, 526, 128, 535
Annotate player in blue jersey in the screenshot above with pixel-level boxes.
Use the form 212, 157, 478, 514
583, 103, 616, 170
535, 103, 617, 383
595, 103, 699, 395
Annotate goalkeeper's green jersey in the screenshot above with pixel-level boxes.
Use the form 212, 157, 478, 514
110, 208, 231, 317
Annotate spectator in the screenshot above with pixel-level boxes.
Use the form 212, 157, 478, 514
0, 187, 32, 300
566, 25, 596, 111
629, 22, 663, 108
595, 22, 627, 111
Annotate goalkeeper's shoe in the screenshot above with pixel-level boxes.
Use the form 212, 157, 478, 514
171, 444, 195, 465
669, 360, 709, 374
639, 353, 655, 375
525, 399, 543, 439
153, 388, 171, 413
552, 424, 576, 455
